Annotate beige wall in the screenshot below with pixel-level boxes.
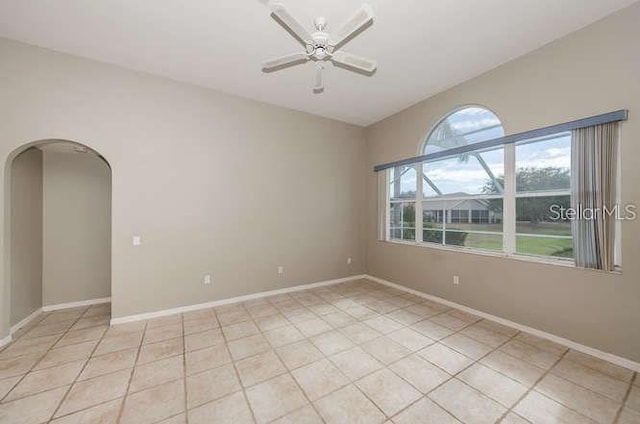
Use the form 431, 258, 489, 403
9, 148, 43, 326
42, 150, 111, 305
365, 4, 640, 361
0, 36, 366, 338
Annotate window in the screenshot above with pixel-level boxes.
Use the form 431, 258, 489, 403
385, 106, 578, 261
379, 108, 626, 270
389, 165, 417, 241
418, 107, 505, 251
424, 107, 504, 154
515, 133, 572, 258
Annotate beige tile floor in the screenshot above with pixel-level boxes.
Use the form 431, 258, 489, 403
0, 279, 638, 424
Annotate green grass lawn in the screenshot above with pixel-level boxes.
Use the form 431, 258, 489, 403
516, 236, 573, 258
441, 222, 573, 258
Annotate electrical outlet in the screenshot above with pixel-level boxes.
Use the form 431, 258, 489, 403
203, 274, 212, 285
278, 266, 284, 275
453, 275, 460, 285
132, 235, 141, 246
347, 257, 352, 265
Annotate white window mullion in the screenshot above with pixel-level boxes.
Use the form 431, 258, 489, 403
442, 207, 447, 245
416, 163, 423, 243
503, 143, 516, 254
515, 190, 570, 198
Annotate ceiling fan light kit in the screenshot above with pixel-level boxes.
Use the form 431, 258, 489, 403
262, 2, 377, 93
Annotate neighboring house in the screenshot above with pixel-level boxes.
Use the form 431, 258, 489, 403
422, 193, 502, 224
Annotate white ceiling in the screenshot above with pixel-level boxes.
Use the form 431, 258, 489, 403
0, 0, 635, 126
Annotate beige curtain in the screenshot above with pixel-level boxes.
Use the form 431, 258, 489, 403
377, 170, 388, 241
571, 122, 618, 271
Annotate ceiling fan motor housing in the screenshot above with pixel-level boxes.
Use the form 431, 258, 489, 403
307, 32, 333, 60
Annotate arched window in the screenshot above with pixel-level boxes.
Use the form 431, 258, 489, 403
383, 105, 622, 266
386, 106, 508, 247
420, 106, 505, 200
410, 107, 507, 250
423, 106, 504, 155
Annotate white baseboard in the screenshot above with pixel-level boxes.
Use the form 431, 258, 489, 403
1, 307, 44, 348
111, 274, 367, 325
0, 334, 11, 348
365, 274, 640, 373
43, 297, 111, 312
10, 307, 43, 335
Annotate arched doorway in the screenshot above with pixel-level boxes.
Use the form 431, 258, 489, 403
3, 139, 112, 338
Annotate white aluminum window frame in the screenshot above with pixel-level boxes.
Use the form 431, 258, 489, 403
385, 132, 579, 265
388, 165, 418, 242
512, 133, 572, 260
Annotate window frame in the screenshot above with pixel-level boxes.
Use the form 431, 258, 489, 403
388, 165, 418, 242
418, 143, 507, 253
384, 106, 597, 268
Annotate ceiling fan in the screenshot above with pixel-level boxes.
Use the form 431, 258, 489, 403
262, 2, 377, 92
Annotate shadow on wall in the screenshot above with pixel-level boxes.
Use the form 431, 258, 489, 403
3, 139, 112, 333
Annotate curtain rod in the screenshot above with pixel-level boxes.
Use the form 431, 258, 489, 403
373, 109, 628, 172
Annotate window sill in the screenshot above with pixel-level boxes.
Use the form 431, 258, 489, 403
381, 239, 622, 274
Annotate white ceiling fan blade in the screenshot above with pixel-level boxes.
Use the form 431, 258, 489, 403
262, 53, 309, 71
331, 4, 374, 47
313, 63, 324, 92
331, 51, 377, 73
270, 2, 313, 45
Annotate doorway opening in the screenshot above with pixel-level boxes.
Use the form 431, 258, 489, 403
5, 139, 112, 335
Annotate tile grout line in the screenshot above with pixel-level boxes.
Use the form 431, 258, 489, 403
497, 348, 570, 423
88, 283, 640, 421
169, 284, 415, 421
51, 317, 197, 421
269, 356, 330, 423
139, 284, 634, 423
268, 294, 358, 423
556, 356, 637, 394
613, 372, 637, 424
5, 280, 633, 423
377, 286, 635, 423
3, 311, 47, 344
73, 305, 261, 418
269, 288, 384, 423
181, 313, 189, 424
15, 308, 111, 358
219, 303, 260, 424
408, 325, 523, 423
117, 287, 587, 422
483, 339, 633, 410
302, 286, 467, 421
46, 305, 112, 422
412, 316, 629, 422
191, 287, 362, 421
363, 294, 568, 419
268, 288, 456, 421
209, 299, 286, 423
114, 319, 148, 424
0, 306, 91, 405
314, 284, 546, 422
512, 353, 635, 423
506, 349, 630, 423
269, 296, 334, 423
241, 296, 334, 424
1, 309, 136, 422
